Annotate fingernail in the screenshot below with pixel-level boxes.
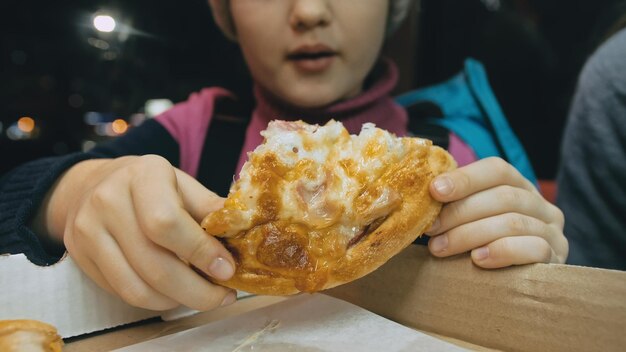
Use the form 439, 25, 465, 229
433, 177, 454, 196
209, 257, 235, 281
426, 217, 440, 234
430, 234, 448, 253
473, 247, 490, 261
220, 291, 237, 307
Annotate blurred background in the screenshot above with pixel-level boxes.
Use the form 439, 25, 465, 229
1, 0, 624, 179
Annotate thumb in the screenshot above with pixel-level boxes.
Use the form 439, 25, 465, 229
174, 169, 226, 223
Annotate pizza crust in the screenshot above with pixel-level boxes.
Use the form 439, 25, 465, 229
0, 320, 63, 352
202, 120, 456, 295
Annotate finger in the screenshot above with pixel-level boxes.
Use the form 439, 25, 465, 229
428, 213, 555, 258
115, 229, 236, 311
174, 169, 225, 222
123, 244, 236, 311
128, 155, 236, 281
65, 202, 178, 310
430, 157, 538, 203
427, 185, 559, 236
101, 188, 236, 311
471, 236, 554, 269
64, 231, 116, 297
70, 213, 179, 310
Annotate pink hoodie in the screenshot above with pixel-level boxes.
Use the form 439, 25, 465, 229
156, 60, 476, 178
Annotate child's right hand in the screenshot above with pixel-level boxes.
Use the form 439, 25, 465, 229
37, 155, 237, 311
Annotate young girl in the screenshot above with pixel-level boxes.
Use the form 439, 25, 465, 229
0, 0, 567, 312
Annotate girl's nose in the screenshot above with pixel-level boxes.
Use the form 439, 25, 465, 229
289, 0, 332, 32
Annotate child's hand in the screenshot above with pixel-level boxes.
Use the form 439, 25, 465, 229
426, 157, 568, 268
43, 155, 237, 311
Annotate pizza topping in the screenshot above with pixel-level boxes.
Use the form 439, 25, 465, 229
204, 120, 409, 243
201, 119, 455, 294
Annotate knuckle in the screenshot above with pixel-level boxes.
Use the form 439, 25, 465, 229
556, 208, 565, 226
490, 157, 515, 180
493, 237, 515, 259
126, 155, 170, 177
144, 208, 180, 237
549, 223, 568, 263
550, 204, 565, 227
120, 284, 177, 311
188, 238, 217, 265
487, 157, 506, 170
447, 234, 466, 254
489, 157, 519, 184
62, 231, 75, 252
120, 285, 153, 308
502, 214, 521, 233
137, 154, 171, 170
530, 237, 553, 263
503, 214, 531, 235
117, 155, 136, 163
144, 268, 170, 288
73, 213, 96, 241
456, 170, 472, 193
559, 235, 569, 263
498, 186, 523, 209
90, 185, 117, 209
444, 202, 463, 224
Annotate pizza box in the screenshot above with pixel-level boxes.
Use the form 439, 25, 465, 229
0, 251, 255, 338
0, 252, 163, 337
327, 246, 626, 352
2, 246, 625, 351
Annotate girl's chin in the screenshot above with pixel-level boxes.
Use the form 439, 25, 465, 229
279, 89, 357, 109
286, 97, 337, 109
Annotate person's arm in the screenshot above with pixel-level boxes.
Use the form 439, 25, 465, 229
4, 117, 237, 312
556, 28, 626, 270
0, 153, 99, 265
0, 119, 179, 265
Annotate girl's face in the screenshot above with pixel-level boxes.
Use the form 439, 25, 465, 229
230, 0, 389, 108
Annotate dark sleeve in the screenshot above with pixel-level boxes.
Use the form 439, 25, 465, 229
0, 119, 179, 266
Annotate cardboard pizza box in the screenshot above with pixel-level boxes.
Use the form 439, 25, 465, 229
326, 246, 626, 352
2, 246, 625, 351
0, 253, 161, 338
0, 252, 251, 338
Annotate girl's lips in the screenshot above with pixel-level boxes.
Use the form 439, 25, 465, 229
287, 44, 338, 73
289, 55, 336, 73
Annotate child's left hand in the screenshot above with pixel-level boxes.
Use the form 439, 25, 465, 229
426, 157, 568, 268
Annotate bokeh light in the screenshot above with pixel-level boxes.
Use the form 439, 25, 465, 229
17, 117, 35, 133
111, 119, 128, 134
145, 99, 173, 117
93, 15, 116, 33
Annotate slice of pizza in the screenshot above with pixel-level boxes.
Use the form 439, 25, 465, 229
201, 120, 456, 295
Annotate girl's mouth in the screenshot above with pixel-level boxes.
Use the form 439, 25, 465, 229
287, 45, 337, 73
287, 51, 336, 60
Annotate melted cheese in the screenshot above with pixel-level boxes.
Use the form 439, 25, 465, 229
211, 121, 412, 239
202, 120, 432, 291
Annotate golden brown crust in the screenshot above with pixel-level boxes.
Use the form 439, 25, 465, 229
0, 320, 63, 352
202, 121, 457, 295
328, 145, 454, 291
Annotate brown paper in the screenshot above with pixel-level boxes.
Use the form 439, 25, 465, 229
326, 245, 626, 352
